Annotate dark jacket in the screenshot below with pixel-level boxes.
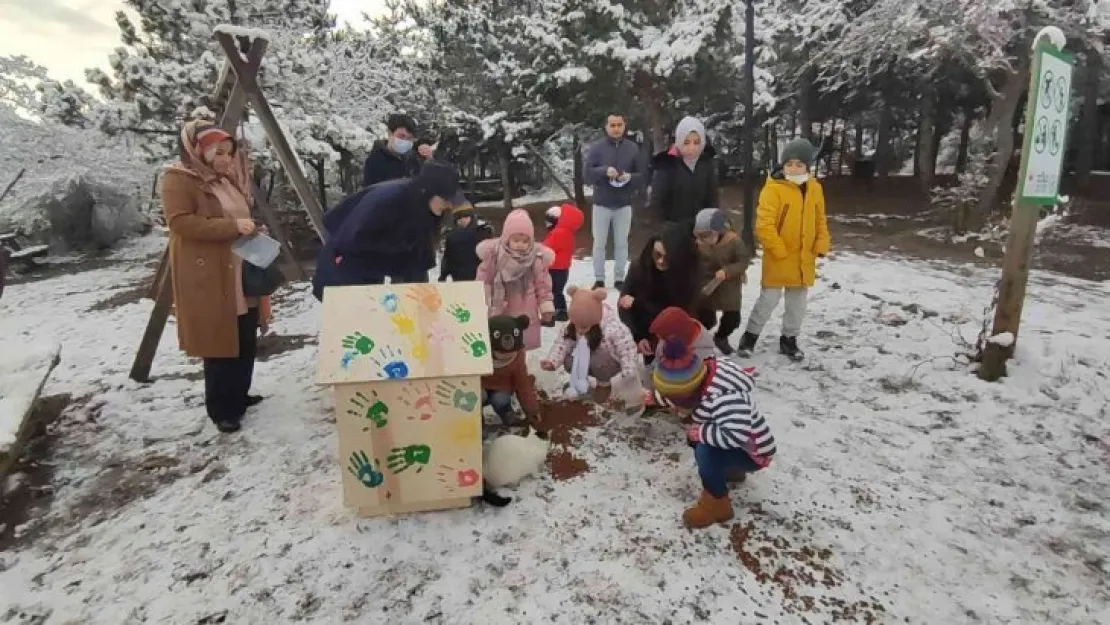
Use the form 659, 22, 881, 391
584, 136, 646, 208
649, 144, 720, 226
362, 140, 421, 187
695, 230, 751, 311
312, 179, 441, 300
618, 222, 700, 343
440, 219, 494, 282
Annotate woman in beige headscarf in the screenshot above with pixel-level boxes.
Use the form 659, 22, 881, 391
162, 119, 271, 433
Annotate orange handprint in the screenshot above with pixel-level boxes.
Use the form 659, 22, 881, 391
407, 284, 443, 312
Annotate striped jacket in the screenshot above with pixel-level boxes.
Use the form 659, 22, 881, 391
691, 358, 776, 465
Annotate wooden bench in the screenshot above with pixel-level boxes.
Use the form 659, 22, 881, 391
0, 232, 48, 269
0, 343, 61, 481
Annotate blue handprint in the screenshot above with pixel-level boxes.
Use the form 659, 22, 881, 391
347, 451, 384, 488
371, 346, 410, 380
381, 292, 399, 313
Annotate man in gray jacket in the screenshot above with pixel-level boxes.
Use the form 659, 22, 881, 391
585, 112, 646, 289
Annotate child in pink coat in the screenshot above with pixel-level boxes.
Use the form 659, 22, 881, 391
477, 209, 555, 351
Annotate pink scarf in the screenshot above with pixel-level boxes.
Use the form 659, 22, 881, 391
490, 241, 537, 313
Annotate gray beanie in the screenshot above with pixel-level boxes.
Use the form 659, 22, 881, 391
780, 138, 817, 166
693, 208, 727, 233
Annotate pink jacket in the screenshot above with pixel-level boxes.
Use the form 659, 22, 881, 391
476, 239, 555, 350
546, 304, 639, 380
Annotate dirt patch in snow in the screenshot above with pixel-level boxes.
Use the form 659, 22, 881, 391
256, 332, 315, 362
536, 397, 599, 481
86, 284, 148, 312
729, 504, 888, 622
0, 393, 70, 551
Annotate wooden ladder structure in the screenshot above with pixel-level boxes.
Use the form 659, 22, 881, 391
130, 27, 329, 382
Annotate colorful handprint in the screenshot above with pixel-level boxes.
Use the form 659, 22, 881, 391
348, 451, 384, 488
347, 390, 389, 428
387, 444, 431, 474
401, 382, 435, 421
426, 322, 451, 346
407, 284, 443, 312
462, 332, 488, 358
381, 292, 399, 313
411, 340, 429, 364
447, 304, 471, 323
370, 346, 410, 379
437, 461, 480, 493
391, 312, 416, 336
435, 380, 478, 412
341, 332, 375, 355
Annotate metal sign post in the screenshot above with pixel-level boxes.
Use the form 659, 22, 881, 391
979, 34, 1074, 381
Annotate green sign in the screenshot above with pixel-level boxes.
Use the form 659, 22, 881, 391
1018, 40, 1074, 206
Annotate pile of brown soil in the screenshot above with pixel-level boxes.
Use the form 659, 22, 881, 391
536, 396, 600, 481
728, 505, 887, 622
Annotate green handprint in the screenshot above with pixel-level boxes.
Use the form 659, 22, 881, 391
347, 451, 384, 488
462, 332, 487, 357
435, 380, 478, 412
447, 304, 471, 323
387, 444, 432, 474
342, 332, 375, 355
347, 390, 389, 428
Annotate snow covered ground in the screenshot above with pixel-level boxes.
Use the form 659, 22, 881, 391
1, 234, 1109, 624
474, 186, 593, 210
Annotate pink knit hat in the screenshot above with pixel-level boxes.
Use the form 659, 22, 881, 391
500, 209, 535, 242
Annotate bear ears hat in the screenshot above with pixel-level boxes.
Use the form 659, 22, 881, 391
566, 285, 606, 329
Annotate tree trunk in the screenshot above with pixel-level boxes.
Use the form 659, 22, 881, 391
956, 111, 973, 174
917, 84, 938, 189
975, 53, 1032, 224
798, 67, 816, 140
498, 141, 512, 212
573, 134, 586, 207
854, 117, 865, 158
875, 102, 895, 177
313, 159, 326, 210
633, 71, 668, 152
1076, 51, 1102, 189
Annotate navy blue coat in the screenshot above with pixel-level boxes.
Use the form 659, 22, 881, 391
312, 180, 440, 300
362, 140, 421, 187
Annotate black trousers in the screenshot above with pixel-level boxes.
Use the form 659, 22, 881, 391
697, 309, 742, 338
203, 307, 259, 422
550, 268, 569, 312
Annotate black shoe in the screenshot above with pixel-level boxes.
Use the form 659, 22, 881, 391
737, 332, 759, 357
593, 280, 605, 289
713, 335, 735, 355
779, 336, 805, 361
614, 280, 624, 290
479, 481, 512, 507
554, 310, 569, 322
215, 418, 242, 433
246, 394, 264, 407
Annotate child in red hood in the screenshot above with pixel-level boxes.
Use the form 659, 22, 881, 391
543, 203, 584, 323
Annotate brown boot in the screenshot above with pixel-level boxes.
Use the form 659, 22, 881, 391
682, 490, 734, 528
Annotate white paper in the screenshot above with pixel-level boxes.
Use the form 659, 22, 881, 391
231, 233, 281, 268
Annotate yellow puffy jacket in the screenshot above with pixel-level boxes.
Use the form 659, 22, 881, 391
754, 175, 831, 288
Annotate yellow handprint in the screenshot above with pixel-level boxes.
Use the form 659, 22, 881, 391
411, 340, 429, 364
391, 312, 415, 336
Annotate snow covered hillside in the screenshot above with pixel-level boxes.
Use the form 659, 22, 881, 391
0, 235, 1108, 624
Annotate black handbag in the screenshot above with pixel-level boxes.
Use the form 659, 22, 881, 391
241, 260, 285, 297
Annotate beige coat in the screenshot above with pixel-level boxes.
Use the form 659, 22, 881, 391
162, 166, 244, 358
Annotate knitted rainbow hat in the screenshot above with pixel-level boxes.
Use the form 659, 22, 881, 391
652, 337, 707, 401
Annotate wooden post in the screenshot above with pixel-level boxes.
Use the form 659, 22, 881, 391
980, 34, 1073, 381
252, 181, 305, 281
572, 134, 586, 207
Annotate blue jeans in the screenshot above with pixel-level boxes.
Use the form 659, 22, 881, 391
695, 443, 762, 497
483, 389, 517, 423
550, 268, 569, 312
591, 205, 632, 282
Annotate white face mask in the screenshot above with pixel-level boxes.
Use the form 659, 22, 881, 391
786, 173, 809, 185
393, 138, 413, 154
